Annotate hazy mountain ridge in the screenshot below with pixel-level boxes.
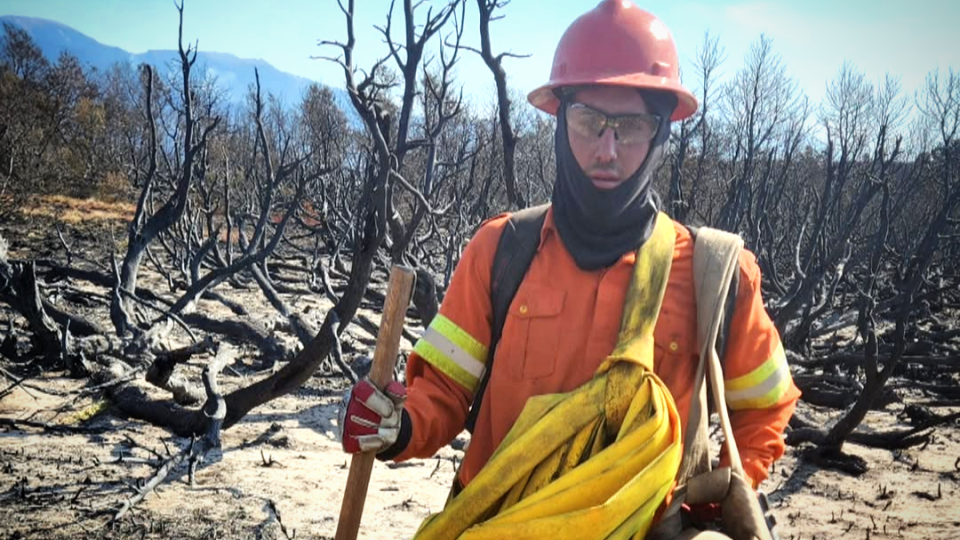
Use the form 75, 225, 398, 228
0, 14, 350, 109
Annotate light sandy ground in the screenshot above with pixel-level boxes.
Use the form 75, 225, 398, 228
1, 209, 957, 539
0, 376, 460, 540
1, 370, 958, 540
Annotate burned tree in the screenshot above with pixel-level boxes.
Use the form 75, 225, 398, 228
714, 35, 804, 233
823, 69, 960, 448
788, 69, 960, 469
374, 0, 463, 265
143, 0, 440, 430
772, 64, 901, 347
475, 0, 527, 209
110, 2, 221, 336
664, 31, 726, 222
162, 71, 323, 320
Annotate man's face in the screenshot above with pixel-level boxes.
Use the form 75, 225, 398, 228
566, 86, 655, 190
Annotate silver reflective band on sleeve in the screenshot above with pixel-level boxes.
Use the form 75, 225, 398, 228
422, 326, 486, 379
725, 351, 791, 410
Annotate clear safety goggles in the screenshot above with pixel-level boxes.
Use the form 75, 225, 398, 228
566, 102, 661, 145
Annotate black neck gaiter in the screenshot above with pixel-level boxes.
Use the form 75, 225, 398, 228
551, 91, 676, 270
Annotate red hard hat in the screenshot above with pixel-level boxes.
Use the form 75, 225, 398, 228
527, 0, 698, 121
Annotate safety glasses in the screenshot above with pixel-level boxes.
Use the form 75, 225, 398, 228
566, 103, 661, 145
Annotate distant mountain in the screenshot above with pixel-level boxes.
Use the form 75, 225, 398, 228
1, 15, 130, 69
0, 15, 350, 110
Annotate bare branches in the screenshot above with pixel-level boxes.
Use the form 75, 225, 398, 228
918, 68, 960, 151
317, 0, 391, 154
369, 0, 459, 164
0, 417, 102, 434
145, 336, 216, 405
389, 169, 452, 216
475, 0, 525, 208
111, 342, 233, 522
717, 34, 804, 233
111, 0, 222, 336
188, 343, 233, 483
668, 30, 727, 220
327, 311, 356, 383
374, 0, 404, 73
112, 437, 191, 523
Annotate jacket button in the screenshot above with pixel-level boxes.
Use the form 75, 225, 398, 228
669, 341, 679, 351
519, 304, 529, 314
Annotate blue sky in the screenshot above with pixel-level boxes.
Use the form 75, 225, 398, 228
1, 0, 958, 110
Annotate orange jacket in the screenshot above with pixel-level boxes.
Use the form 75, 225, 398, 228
394, 207, 800, 488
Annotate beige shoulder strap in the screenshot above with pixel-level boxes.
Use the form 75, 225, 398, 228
651, 229, 778, 540
677, 227, 745, 485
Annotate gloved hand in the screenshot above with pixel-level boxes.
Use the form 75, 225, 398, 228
338, 378, 407, 454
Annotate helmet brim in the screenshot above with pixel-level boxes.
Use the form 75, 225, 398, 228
528, 74, 698, 122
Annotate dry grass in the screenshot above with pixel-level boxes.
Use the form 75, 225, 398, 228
20, 194, 136, 224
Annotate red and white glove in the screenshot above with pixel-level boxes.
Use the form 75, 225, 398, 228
338, 378, 407, 454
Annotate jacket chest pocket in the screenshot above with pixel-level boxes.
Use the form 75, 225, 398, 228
653, 311, 697, 409
500, 283, 566, 380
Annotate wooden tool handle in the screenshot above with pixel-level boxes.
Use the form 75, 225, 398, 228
335, 265, 416, 540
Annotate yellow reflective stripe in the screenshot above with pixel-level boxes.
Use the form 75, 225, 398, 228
727, 371, 791, 410
725, 343, 791, 410
726, 342, 785, 392
413, 315, 488, 392
431, 314, 488, 362
415, 340, 480, 390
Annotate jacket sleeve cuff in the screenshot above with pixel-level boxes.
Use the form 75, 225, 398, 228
376, 408, 412, 461
741, 458, 767, 489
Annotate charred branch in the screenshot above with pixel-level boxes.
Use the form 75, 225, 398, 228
0, 252, 63, 362
475, 0, 525, 208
